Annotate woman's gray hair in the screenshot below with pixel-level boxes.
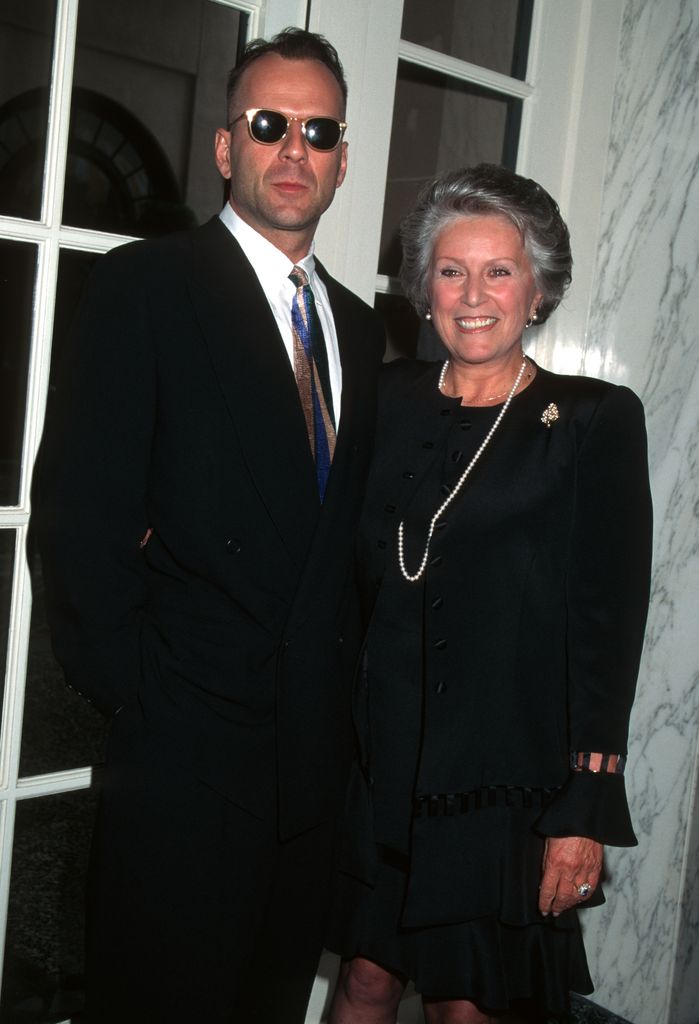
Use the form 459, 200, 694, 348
400, 164, 572, 324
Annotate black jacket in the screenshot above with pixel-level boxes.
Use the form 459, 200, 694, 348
33, 216, 384, 839
344, 359, 652, 926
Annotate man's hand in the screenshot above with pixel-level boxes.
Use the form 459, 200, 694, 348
538, 835, 603, 916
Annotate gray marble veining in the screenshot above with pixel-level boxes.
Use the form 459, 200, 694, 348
555, 1, 699, 1023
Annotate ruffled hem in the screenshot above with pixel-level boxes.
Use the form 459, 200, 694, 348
535, 771, 637, 847
327, 859, 593, 1015
400, 803, 604, 929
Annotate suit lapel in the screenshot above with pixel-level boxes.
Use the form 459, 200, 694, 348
315, 267, 364, 508
186, 218, 319, 566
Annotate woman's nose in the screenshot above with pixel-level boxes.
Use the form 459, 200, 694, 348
462, 277, 484, 306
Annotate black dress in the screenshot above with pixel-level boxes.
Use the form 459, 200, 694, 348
327, 359, 652, 1016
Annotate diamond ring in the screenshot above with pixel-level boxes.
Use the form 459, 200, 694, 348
577, 882, 592, 898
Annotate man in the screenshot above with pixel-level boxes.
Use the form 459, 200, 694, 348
33, 28, 384, 1024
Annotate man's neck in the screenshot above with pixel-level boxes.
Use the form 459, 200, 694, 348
227, 201, 315, 264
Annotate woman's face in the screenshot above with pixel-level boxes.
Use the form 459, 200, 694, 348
429, 214, 542, 371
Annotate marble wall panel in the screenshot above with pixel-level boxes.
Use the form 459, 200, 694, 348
671, 739, 699, 1024
561, 1, 699, 1022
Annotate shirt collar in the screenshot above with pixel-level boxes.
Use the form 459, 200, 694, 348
219, 203, 316, 281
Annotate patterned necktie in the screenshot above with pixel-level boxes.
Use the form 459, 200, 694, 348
289, 266, 336, 500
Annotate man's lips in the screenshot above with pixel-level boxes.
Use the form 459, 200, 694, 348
272, 180, 309, 193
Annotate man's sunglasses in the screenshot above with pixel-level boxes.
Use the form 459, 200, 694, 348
229, 108, 347, 152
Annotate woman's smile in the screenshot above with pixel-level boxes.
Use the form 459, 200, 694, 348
454, 315, 498, 331
430, 213, 542, 374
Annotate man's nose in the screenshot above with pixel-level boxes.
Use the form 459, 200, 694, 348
278, 119, 308, 160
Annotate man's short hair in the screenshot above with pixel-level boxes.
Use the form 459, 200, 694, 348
227, 27, 348, 123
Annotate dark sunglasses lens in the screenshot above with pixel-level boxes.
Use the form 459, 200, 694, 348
304, 118, 342, 150
250, 110, 288, 143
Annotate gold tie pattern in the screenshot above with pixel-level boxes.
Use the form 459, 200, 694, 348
289, 266, 336, 499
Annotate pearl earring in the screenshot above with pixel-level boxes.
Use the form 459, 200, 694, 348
425, 309, 432, 321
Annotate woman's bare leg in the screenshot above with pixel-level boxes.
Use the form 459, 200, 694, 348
328, 956, 405, 1024
423, 997, 497, 1024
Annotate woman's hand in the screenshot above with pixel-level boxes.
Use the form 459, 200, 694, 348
538, 836, 603, 916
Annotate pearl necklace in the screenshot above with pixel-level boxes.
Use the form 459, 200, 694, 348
397, 357, 527, 583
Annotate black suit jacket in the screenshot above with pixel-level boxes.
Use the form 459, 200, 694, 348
33, 216, 384, 838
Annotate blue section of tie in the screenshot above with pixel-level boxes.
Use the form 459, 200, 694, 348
289, 268, 332, 500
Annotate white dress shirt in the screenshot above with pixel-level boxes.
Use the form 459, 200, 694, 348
219, 203, 342, 426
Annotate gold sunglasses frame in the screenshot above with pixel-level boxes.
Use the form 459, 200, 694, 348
229, 108, 347, 151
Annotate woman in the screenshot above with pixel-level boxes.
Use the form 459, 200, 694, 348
327, 165, 652, 1024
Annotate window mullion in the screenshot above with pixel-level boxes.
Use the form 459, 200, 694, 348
19, 240, 61, 511
21, 0, 81, 510
41, 0, 80, 230
0, 799, 17, 996
398, 39, 533, 100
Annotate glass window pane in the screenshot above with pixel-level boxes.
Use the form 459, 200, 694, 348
65, 0, 248, 237
378, 62, 522, 278
22, 249, 108, 777
401, 0, 533, 80
0, 530, 15, 728
0, 788, 97, 1021
0, 240, 36, 506
22, 542, 108, 777
0, 0, 56, 220
374, 292, 421, 363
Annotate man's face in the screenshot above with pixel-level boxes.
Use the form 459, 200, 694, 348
215, 54, 348, 260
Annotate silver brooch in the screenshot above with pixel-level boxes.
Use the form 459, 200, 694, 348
541, 403, 559, 428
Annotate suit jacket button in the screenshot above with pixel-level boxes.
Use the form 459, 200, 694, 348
226, 538, 242, 554
435, 680, 447, 694
434, 638, 448, 650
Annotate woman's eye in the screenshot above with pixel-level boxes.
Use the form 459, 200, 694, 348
490, 266, 511, 277
439, 267, 461, 278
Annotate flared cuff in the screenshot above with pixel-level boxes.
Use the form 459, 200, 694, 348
534, 770, 637, 847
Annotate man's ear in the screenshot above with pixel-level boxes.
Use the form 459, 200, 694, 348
214, 129, 232, 180
336, 140, 348, 189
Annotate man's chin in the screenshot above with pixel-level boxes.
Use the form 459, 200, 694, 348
265, 188, 337, 225
263, 205, 327, 235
